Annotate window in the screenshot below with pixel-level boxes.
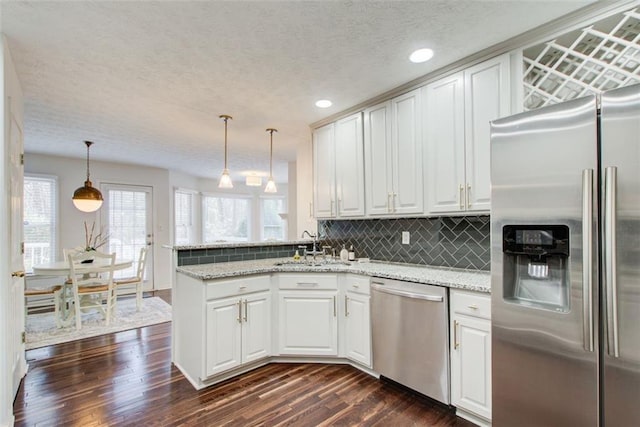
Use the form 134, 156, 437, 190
202, 195, 250, 243
23, 175, 57, 272
174, 190, 194, 245
261, 197, 286, 241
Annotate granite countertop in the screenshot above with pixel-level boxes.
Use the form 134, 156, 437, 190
177, 258, 491, 293
172, 240, 313, 251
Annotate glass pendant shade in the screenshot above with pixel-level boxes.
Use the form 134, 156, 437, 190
265, 128, 278, 193
72, 141, 104, 212
264, 178, 277, 193
219, 169, 233, 189
218, 115, 233, 189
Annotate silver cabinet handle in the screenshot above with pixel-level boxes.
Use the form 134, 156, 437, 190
466, 184, 471, 209
604, 166, 619, 357
467, 304, 478, 310
392, 192, 397, 212
333, 295, 337, 317
236, 300, 242, 324
387, 193, 392, 213
459, 185, 464, 210
345, 294, 349, 317
582, 169, 594, 352
243, 299, 248, 322
454, 320, 459, 349
296, 282, 319, 288
330, 199, 335, 216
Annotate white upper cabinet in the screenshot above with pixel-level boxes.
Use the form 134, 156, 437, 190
312, 123, 336, 218
364, 88, 423, 216
313, 113, 365, 218
424, 54, 511, 214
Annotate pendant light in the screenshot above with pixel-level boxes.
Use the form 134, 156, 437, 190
72, 140, 103, 212
264, 128, 277, 193
218, 114, 233, 189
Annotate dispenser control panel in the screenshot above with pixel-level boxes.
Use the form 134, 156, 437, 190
503, 225, 569, 257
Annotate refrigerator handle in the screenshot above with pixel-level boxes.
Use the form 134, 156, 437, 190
582, 169, 594, 352
604, 166, 620, 358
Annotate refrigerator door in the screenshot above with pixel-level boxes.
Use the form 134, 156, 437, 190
601, 83, 640, 427
490, 95, 598, 426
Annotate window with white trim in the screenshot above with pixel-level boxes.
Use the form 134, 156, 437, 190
174, 189, 194, 245
23, 175, 57, 272
202, 195, 251, 243
261, 197, 286, 241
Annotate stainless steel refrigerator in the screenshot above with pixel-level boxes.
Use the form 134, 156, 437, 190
490, 83, 639, 426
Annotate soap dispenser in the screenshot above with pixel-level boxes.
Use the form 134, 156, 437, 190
340, 245, 349, 262
348, 245, 355, 261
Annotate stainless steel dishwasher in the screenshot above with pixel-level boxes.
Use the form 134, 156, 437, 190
371, 279, 449, 404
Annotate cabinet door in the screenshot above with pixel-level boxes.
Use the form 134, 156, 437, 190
424, 73, 466, 213
278, 291, 338, 356
242, 292, 271, 364
313, 123, 336, 218
206, 297, 242, 377
392, 88, 423, 214
335, 113, 365, 217
464, 54, 510, 212
344, 291, 371, 367
451, 315, 492, 421
364, 101, 393, 215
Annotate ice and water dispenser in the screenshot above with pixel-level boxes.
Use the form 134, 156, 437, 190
502, 225, 570, 312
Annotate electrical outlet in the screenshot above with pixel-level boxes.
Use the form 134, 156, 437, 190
402, 231, 410, 245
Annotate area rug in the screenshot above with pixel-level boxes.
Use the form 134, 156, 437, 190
25, 296, 172, 350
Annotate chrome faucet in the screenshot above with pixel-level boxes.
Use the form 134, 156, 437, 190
301, 230, 323, 261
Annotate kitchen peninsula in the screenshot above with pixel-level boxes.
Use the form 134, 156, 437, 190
172, 240, 491, 426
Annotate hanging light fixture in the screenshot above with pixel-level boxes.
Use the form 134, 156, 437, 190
218, 114, 233, 189
264, 128, 278, 193
72, 140, 104, 212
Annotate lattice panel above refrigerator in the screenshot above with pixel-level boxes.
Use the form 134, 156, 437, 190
523, 8, 640, 111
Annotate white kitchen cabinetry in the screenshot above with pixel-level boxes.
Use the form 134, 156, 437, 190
425, 54, 510, 214
364, 88, 423, 216
312, 113, 365, 218
450, 289, 492, 425
277, 274, 339, 356
343, 275, 371, 367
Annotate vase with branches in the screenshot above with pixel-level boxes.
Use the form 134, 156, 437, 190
84, 221, 109, 252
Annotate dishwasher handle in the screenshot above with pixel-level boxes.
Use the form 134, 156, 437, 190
371, 283, 443, 302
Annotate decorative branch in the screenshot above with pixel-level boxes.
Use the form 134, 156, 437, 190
84, 221, 109, 251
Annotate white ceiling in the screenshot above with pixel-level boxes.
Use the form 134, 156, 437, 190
2, 0, 597, 183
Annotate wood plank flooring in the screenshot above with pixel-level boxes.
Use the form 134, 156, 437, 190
14, 292, 474, 427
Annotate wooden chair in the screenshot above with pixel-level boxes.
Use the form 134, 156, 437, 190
115, 247, 147, 311
67, 250, 117, 330
24, 284, 63, 328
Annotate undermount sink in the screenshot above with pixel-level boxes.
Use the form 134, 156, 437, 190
273, 259, 351, 267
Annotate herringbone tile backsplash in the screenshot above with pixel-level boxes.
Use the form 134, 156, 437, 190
319, 215, 490, 270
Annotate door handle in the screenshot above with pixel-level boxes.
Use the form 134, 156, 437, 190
466, 184, 471, 209
12, 270, 25, 278
582, 169, 594, 352
387, 193, 392, 213
604, 166, 619, 357
454, 320, 459, 349
243, 299, 248, 322
345, 295, 349, 317
237, 300, 242, 324
392, 193, 397, 212
459, 185, 464, 210
333, 296, 337, 317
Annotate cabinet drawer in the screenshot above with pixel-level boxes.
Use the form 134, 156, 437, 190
344, 274, 370, 295
277, 274, 338, 290
206, 275, 271, 300
451, 289, 491, 320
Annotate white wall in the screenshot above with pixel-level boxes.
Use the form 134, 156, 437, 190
296, 137, 317, 236
25, 153, 173, 290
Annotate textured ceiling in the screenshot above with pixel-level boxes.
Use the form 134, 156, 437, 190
2, 0, 596, 183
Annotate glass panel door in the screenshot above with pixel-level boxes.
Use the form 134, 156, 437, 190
101, 184, 153, 288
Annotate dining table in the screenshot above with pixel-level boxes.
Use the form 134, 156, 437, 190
31, 258, 133, 327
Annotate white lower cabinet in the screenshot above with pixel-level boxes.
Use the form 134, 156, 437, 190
206, 291, 271, 377
278, 290, 338, 356
343, 275, 371, 367
450, 289, 492, 424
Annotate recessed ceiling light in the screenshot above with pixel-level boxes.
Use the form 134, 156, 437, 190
409, 48, 434, 63
315, 100, 332, 108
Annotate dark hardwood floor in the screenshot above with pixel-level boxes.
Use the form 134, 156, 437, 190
14, 290, 474, 427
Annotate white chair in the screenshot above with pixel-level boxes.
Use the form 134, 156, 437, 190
24, 283, 63, 328
114, 247, 147, 311
67, 250, 117, 330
